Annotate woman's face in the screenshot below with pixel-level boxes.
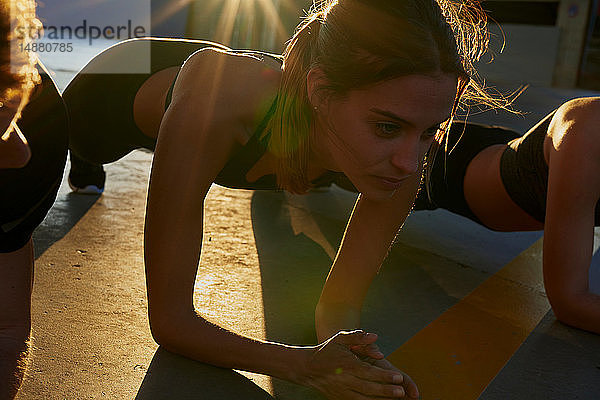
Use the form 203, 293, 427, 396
312, 73, 457, 200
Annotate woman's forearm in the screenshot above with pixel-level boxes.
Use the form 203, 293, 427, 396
150, 307, 310, 384
148, 307, 416, 399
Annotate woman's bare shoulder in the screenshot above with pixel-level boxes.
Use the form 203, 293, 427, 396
171, 47, 281, 139
178, 47, 281, 104
548, 97, 600, 148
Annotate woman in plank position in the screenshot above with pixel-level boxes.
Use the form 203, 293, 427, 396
0, 0, 69, 397
63, 0, 492, 397
418, 101, 600, 334
316, 100, 600, 342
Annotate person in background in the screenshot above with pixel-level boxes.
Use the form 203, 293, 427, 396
412, 99, 600, 334
0, 0, 68, 397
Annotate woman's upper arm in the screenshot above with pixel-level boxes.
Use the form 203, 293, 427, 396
144, 50, 245, 323
543, 105, 600, 305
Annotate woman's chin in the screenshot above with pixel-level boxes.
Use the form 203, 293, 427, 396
357, 186, 397, 202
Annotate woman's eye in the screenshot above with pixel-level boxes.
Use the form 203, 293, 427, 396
422, 127, 440, 139
376, 122, 401, 137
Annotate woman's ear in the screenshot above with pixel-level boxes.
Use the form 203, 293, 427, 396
306, 67, 328, 111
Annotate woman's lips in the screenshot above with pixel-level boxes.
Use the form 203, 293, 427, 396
372, 175, 408, 190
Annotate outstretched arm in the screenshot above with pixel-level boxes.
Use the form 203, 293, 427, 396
543, 98, 600, 334
316, 172, 421, 341
144, 48, 413, 399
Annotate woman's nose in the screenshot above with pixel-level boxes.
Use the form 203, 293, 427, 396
389, 136, 421, 175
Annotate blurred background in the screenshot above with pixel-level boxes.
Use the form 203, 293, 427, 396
32, 0, 600, 90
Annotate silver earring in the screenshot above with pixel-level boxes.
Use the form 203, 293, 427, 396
313, 106, 318, 111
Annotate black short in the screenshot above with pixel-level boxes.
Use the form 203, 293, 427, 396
414, 121, 520, 224
0, 71, 69, 252
64, 38, 218, 164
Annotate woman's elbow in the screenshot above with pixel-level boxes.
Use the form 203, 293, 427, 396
147, 305, 188, 349
547, 289, 595, 329
147, 309, 172, 347
551, 303, 578, 328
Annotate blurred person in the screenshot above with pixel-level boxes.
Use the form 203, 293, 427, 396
0, 0, 69, 398
62, 0, 493, 397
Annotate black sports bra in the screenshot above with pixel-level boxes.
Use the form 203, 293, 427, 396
164, 51, 353, 191
213, 97, 350, 191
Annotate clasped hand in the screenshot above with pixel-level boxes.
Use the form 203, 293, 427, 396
304, 330, 419, 399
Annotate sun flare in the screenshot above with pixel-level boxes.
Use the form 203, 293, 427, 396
187, 0, 294, 51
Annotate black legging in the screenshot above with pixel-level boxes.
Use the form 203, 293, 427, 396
63, 38, 225, 165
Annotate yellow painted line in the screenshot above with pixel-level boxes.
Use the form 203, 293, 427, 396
388, 237, 551, 400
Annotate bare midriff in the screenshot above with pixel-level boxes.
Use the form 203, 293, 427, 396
463, 143, 544, 231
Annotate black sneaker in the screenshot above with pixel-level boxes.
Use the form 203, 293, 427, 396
68, 151, 105, 194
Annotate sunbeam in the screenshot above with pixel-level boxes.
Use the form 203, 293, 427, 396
186, 0, 297, 51
214, 0, 241, 46
152, 0, 193, 28
255, 0, 288, 49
